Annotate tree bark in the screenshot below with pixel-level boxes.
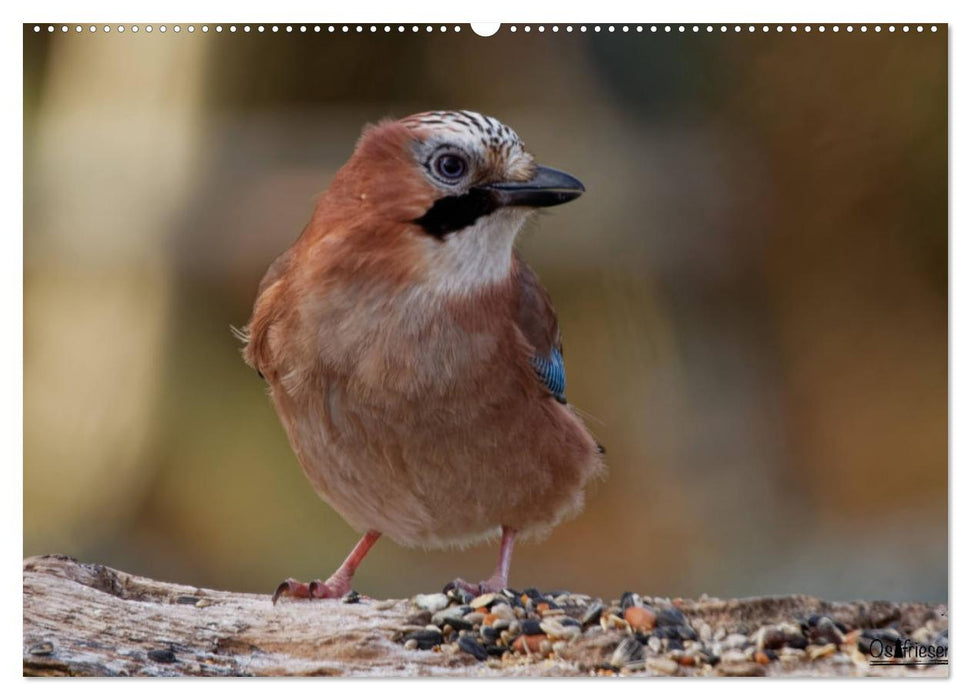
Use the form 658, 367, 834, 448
23, 554, 947, 677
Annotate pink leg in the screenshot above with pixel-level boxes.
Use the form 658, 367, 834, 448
273, 530, 381, 603
453, 526, 517, 595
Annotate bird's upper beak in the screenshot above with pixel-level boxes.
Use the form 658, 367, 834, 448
485, 165, 585, 208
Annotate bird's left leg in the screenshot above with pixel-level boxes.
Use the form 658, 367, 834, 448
272, 530, 381, 603
451, 526, 517, 595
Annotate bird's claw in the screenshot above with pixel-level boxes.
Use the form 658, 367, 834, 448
272, 578, 310, 603
271, 577, 348, 603
309, 578, 348, 599
477, 574, 508, 594
447, 578, 481, 596
448, 575, 507, 597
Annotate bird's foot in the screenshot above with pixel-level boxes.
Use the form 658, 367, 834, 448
272, 578, 310, 603
272, 531, 380, 604
271, 576, 350, 603
448, 578, 482, 596
448, 574, 508, 597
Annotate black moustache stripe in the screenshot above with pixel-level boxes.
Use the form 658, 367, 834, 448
413, 188, 501, 239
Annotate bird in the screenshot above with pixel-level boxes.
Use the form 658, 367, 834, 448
240, 110, 605, 601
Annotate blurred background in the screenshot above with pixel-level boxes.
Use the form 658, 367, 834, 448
23, 24, 947, 603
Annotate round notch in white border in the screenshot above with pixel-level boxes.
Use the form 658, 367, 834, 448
471, 23, 500, 37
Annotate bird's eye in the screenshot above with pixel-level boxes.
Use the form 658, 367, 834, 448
433, 153, 468, 181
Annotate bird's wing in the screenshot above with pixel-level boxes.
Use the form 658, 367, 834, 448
513, 252, 567, 403
257, 246, 295, 297
242, 246, 296, 379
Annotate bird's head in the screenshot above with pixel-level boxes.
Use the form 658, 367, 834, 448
317, 111, 584, 296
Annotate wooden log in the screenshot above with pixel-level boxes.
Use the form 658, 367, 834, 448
23, 554, 947, 677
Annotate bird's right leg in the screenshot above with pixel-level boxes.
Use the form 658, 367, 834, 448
450, 526, 517, 595
272, 530, 381, 603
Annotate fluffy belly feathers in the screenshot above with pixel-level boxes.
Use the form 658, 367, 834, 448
271, 354, 603, 548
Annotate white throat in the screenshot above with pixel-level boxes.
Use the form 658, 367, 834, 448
419, 208, 528, 297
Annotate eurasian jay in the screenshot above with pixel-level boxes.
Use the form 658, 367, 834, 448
241, 110, 605, 600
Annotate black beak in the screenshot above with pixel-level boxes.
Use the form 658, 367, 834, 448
486, 165, 585, 208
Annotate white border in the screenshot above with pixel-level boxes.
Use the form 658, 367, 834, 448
5, 0, 962, 697
2, 0, 962, 22
17, 21, 951, 34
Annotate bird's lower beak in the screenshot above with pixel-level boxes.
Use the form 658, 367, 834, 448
486, 165, 585, 208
